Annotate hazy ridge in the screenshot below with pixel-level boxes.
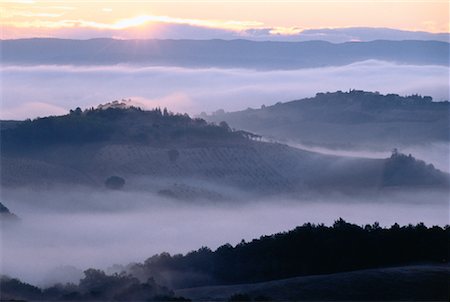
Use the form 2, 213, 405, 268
1, 39, 448, 69
206, 90, 450, 150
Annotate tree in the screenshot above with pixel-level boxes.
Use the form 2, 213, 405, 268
105, 176, 125, 190
219, 121, 231, 132
69, 107, 82, 116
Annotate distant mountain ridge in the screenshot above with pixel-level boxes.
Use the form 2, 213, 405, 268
297, 27, 450, 43
1, 39, 448, 69
1, 105, 448, 195
206, 90, 450, 149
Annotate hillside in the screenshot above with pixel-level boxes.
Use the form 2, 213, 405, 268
0, 269, 178, 302
1, 105, 448, 195
1, 39, 448, 69
126, 220, 449, 290
4, 221, 448, 301
206, 90, 450, 149
176, 265, 450, 301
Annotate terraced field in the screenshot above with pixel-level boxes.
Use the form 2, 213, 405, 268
2, 105, 448, 197
2, 142, 316, 193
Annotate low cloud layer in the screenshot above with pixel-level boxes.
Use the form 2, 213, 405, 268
1, 60, 448, 120
1, 188, 448, 286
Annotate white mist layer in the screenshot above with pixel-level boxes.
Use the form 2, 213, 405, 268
282, 141, 450, 173
1, 188, 448, 287
1, 60, 449, 120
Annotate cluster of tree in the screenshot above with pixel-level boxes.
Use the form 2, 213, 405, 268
313, 90, 437, 107
206, 90, 449, 147
275, 90, 450, 122
127, 219, 449, 289
105, 175, 126, 190
0, 269, 189, 301
1, 106, 250, 152
383, 150, 448, 187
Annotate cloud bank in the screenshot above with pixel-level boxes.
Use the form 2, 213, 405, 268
2, 11, 450, 42
1, 60, 448, 120
2, 188, 448, 286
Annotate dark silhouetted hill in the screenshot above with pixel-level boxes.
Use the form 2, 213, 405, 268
176, 265, 450, 301
126, 220, 449, 291
3, 221, 448, 301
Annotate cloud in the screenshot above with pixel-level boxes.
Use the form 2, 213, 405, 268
2, 11, 63, 18
129, 94, 194, 112
1, 60, 448, 120
0, 102, 67, 120
1, 11, 449, 41
2, 187, 448, 286
1, 14, 262, 39
3, 14, 263, 31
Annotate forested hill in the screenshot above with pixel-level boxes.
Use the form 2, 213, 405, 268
205, 90, 450, 149
1, 104, 248, 151
126, 219, 449, 289
2, 220, 449, 301
1, 103, 448, 194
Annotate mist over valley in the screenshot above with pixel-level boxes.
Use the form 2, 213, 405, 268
1, 28, 449, 300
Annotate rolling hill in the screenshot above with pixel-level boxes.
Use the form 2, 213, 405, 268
126, 220, 449, 290
205, 90, 450, 149
3, 221, 448, 301
1, 104, 448, 197
176, 265, 450, 301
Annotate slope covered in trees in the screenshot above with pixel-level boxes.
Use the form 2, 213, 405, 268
1, 105, 244, 151
0, 269, 184, 301
206, 90, 450, 149
1, 104, 448, 194
2, 220, 448, 301
124, 220, 449, 289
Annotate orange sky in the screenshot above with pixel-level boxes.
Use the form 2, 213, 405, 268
1, 0, 449, 39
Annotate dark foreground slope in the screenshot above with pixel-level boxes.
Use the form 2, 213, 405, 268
2, 221, 449, 301
206, 90, 450, 149
126, 220, 449, 289
176, 265, 450, 301
1, 105, 448, 196
1, 39, 448, 69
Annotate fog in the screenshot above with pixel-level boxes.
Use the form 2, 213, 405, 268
1, 60, 449, 120
1, 187, 448, 287
281, 141, 450, 173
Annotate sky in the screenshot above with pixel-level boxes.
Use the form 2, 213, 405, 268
1, 0, 449, 39
1, 1, 449, 119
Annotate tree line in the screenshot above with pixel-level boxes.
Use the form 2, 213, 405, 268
127, 219, 449, 288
